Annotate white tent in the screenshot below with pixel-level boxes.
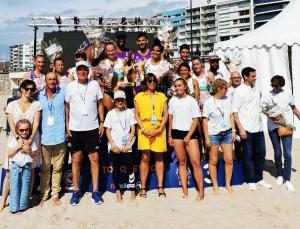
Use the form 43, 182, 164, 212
214, 0, 300, 137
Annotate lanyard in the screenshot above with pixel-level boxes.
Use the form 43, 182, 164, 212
77, 81, 88, 105
46, 89, 58, 116
151, 94, 156, 115
116, 109, 127, 133
214, 98, 224, 119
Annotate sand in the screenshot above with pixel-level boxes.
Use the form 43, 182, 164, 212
0, 94, 299, 229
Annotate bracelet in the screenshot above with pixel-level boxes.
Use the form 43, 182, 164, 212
232, 129, 236, 133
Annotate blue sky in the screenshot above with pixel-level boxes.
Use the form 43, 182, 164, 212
0, 0, 201, 61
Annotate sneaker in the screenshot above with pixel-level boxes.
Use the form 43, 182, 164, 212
70, 190, 81, 206
276, 176, 283, 186
257, 180, 272, 189
248, 183, 258, 191
91, 191, 104, 205
285, 181, 295, 192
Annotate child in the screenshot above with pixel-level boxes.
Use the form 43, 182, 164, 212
104, 90, 137, 202
7, 119, 37, 214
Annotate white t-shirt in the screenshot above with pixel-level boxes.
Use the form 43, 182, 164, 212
65, 79, 103, 131
233, 83, 263, 133
168, 95, 201, 131
144, 59, 170, 79
7, 136, 37, 167
202, 96, 232, 135
262, 88, 295, 131
104, 108, 137, 152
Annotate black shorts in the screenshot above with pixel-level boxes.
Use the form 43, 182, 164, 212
171, 129, 199, 140
69, 129, 100, 153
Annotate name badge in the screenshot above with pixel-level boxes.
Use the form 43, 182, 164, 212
47, 116, 55, 126
121, 135, 128, 146
81, 107, 88, 116
150, 115, 157, 125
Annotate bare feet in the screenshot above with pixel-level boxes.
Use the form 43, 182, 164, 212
130, 191, 136, 202
226, 185, 233, 193
39, 199, 46, 207
116, 191, 123, 203
213, 186, 220, 195
52, 197, 62, 206
196, 192, 204, 201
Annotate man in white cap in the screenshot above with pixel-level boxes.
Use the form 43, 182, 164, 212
65, 60, 105, 205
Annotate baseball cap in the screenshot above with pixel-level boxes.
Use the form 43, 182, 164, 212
76, 61, 90, 69
114, 90, 126, 100
209, 54, 221, 61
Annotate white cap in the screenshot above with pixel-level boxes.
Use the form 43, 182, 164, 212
114, 90, 126, 100
76, 60, 90, 69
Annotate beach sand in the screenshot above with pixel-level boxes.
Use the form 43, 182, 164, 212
0, 94, 299, 229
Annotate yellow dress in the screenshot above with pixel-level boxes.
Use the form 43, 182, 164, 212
134, 91, 167, 152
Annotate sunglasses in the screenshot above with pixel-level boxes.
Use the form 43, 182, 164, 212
24, 87, 35, 92
147, 79, 156, 84
18, 128, 30, 133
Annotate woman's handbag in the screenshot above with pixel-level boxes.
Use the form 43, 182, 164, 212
277, 127, 293, 137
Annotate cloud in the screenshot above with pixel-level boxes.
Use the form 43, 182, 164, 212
0, 0, 188, 60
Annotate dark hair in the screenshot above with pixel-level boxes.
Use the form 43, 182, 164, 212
54, 57, 64, 65
140, 73, 158, 92
33, 54, 45, 61
19, 79, 36, 92
137, 32, 147, 40
75, 52, 87, 61
271, 75, 285, 87
178, 62, 191, 72
152, 38, 164, 52
180, 44, 190, 52
241, 67, 256, 79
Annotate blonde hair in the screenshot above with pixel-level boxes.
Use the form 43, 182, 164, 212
15, 119, 32, 136
212, 79, 228, 93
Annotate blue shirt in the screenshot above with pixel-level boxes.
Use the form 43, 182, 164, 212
38, 87, 66, 145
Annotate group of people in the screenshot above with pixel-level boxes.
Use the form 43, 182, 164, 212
1, 32, 299, 215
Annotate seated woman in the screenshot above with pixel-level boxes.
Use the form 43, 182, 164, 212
168, 78, 204, 201
202, 79, 235, 194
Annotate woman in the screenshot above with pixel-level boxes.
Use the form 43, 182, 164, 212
192, 56, 212, 109
168, 78, 204, 201
178, 62, 200, 102
1, 80, 41, 211
99, 42, 129, 111
202, 79, 235, 194
263, 75, 300, 191
134, 73, 168, 198
143, 41, 171, 95
22, 54, 46, 92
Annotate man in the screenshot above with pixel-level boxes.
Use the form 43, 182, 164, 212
38, 72, 66, 206
179, 44, 191, 65
68, 50, 94, 80
115, 31, 131, 62
53, 57, 71, 89
233, 67, 272, 191
131, 32, 152, 63
65, 60, 105, 205
227, 71, 242, 101
207, 55, 230, 83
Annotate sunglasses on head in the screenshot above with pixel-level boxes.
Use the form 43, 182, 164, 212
24, 87, 35, 92
147, 79, 156, 84
18, 128, 30, 133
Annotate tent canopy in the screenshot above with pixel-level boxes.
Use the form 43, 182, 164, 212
215, 0, 300, 50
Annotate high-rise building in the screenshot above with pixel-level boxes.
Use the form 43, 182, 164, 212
161, 8, 186, 58
253, 0, 290, 29
9, 40, 41, 72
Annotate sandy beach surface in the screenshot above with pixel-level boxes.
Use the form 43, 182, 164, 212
0, 94, 299, 229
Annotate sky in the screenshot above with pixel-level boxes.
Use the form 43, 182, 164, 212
0, 0, 205, 61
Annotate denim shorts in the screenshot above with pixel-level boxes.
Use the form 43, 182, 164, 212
209, 129, 232, 146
